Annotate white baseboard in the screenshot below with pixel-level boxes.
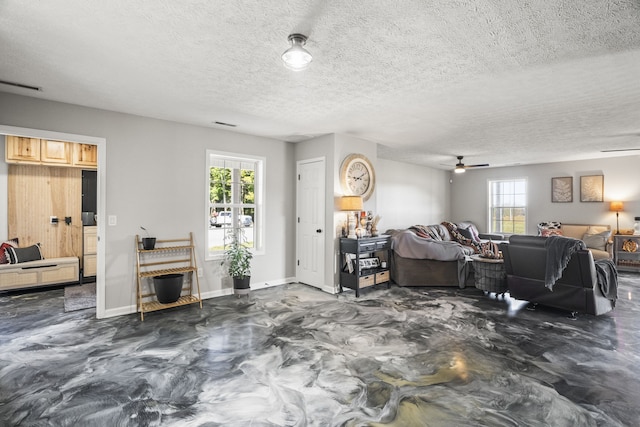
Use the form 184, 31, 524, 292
101, 277, 297, 318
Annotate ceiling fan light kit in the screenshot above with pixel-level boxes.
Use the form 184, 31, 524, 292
282, 33, 312, 71
452, 155, 489, 173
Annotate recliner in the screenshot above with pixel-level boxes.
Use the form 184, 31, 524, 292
499, 235, 615, 315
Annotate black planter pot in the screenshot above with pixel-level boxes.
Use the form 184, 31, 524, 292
153, 273, 184, 303
233, 276, 251, 295
142, 237, 156, 250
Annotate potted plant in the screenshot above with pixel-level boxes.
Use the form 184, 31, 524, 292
222, 227, 253, 295
140, 226, 156, 250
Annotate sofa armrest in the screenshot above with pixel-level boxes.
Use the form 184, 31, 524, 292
478, 233, 505, 240
606, 239, 613, 256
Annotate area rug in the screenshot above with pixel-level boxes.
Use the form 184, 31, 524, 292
63, 282, 96, 312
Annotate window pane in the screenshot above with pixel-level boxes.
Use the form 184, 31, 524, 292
207, 153, 262, 258
488, 179, 527, 234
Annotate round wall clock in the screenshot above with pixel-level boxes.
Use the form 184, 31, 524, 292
340, 153, 375, 201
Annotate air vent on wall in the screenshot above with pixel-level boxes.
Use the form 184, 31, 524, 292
213, 121, 237, 127
0, 79, 41, 91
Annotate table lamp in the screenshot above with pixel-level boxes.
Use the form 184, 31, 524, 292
340, 196, 363, 239
610, 201, 623, 234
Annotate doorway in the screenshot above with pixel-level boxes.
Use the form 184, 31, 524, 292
0, 125, 106, 318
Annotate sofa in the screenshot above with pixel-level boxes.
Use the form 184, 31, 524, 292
537, 222, 612, 260
499, 235, 617, 315
387, 221, 506, 288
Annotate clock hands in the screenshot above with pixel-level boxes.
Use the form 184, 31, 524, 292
351, 172, 368, 181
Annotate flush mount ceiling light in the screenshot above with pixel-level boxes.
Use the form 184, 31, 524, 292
282, 33, 312, 71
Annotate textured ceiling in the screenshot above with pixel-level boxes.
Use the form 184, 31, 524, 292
1, 0, 640, 170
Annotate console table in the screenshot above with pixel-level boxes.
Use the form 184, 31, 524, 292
340, 236, 391, 297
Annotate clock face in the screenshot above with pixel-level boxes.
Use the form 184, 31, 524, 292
340, 154, 375, 201
346, 161, 370, 195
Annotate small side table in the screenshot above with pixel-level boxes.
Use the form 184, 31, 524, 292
612, 234, 640, 272
470, 254, 507, 294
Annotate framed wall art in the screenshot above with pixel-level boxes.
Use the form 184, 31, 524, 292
580, 175, 604, 202
551, 177, 573, 203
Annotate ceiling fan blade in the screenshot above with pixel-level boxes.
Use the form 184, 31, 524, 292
466, 163, 490, 168
601, 148, 640, 152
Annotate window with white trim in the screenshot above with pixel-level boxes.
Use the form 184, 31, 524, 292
206, 151, 264, 258
489, 178, 527, 234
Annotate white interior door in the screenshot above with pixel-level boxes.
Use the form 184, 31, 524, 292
296, 158, 325, 289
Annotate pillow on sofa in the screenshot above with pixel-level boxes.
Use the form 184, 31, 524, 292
0, 238, 19, 264
6, 243, 44, 264
582, 231, 611, 251
458, 226, 479, 242
538, 221, 562, 236
541, 228, 564, 237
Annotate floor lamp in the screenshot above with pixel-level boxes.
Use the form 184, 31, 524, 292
340, 196, 363, 239
610, 201, 623, 235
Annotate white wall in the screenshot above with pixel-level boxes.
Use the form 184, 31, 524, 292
0, 92, 296, 314
376, 158, 450, 230
450, 156, 640, 234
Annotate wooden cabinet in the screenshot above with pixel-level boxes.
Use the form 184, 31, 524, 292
41, 139, 72, 165
83, 226, 97, 278
5, 135, 96, 169
6, 136, 40, 163
73, 143, 98, 168
135, 232, 202, 320
340, 235, 391, 297
613, 234, 640, 272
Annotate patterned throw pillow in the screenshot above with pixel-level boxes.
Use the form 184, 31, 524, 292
0, 238, 19, 264
538, 221, 562, 236
541, 228, 564, 237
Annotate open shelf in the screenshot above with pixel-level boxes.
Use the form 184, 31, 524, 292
135, 233, 202, 320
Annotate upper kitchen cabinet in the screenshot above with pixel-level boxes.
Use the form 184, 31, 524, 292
41, 139, 72, 165
73, 143, 98, 168
5, 136, 96, 169
5, 136, 41, 164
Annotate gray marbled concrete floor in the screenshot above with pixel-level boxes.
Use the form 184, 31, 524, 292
1, 274, 639, 426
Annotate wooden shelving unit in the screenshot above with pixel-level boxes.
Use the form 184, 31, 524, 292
135, 232, 202, 320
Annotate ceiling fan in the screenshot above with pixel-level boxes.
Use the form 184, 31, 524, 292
452, 156, 489, 173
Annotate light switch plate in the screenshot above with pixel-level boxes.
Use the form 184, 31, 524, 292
108, 215, 117, 226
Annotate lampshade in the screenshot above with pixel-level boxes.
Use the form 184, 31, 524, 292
282, 33, 312, 71
339, 195, 363, 212
610, 201, 624, 212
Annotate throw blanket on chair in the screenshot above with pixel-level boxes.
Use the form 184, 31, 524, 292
595, 259, 618, 305
544, 236, 586, 290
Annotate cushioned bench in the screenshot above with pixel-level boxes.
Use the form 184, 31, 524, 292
0, 257, 79, 291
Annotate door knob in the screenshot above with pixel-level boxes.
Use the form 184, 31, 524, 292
316, 229, 322, 233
